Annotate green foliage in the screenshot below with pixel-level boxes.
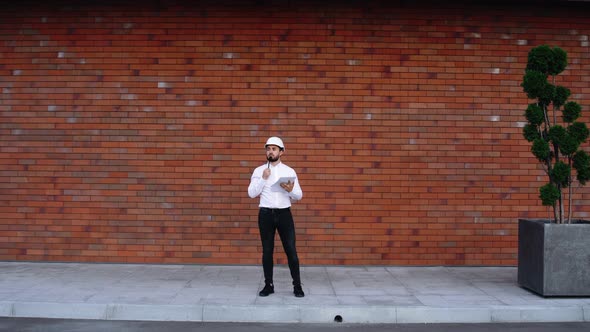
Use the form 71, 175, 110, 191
563, 101, 581, 123
568, 121, 589, 142
521, 45, 587, 223
560, 133, 579, 156
548, 125, 567, 146
573, 150, 590, 185
525, 44, 567, 75
553, 86, 570, 109
531, 138, 550, 161
551, 161, 570, 187
521, 70, 549, 100
525, 104, 545, 126
526, 45, 554, 73
523, 124, 540, 142
539, 183, 560, 206
538, 83, 555, 107
550, 47, 568, 76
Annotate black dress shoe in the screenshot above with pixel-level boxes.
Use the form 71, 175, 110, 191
293, 284, 304, 297
259, 283, 274, 297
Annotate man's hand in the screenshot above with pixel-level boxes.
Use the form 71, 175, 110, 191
280, 180, 293, 193
262, 168, 271, 180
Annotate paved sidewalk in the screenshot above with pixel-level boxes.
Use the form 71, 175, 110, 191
0, 262, 589, 324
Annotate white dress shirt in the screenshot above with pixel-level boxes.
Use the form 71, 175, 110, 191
248, 162, 303, 208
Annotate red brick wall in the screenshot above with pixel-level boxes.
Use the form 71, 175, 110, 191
1, 1, 590, 266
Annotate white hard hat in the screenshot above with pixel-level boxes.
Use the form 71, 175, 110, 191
265, 136, 285, 150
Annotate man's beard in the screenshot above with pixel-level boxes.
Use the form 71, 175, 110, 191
267, 155, 279, 162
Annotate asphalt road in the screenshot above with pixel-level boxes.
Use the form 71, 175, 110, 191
1, 318, 590, 332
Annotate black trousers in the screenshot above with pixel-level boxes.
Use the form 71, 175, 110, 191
258, 207, 301, 285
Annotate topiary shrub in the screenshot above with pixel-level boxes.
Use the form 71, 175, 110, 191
521, 45, 590, 224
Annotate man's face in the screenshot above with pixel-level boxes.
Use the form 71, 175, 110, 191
266, 145, 282, 162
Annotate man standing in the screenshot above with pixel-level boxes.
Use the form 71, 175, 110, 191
248, 137, 304, 298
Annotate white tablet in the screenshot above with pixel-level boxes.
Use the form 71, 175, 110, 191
270, 177, 295, 192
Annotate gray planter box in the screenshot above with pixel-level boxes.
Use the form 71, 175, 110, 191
518, 218, 590, 297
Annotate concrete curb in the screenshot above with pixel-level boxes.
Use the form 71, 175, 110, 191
2, 302, 589, 324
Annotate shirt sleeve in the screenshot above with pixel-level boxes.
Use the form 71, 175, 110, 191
288, 173, 303, 201
248, 167, 266, 198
